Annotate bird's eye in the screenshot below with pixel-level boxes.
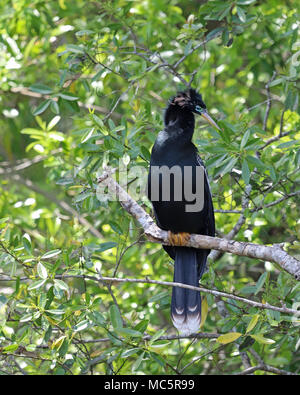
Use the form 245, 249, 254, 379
195, 105, 203, 114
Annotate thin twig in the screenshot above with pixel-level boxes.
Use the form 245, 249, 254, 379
173, 33, 221, 69
0, 149, 62, 174
64, 274, 299, 315
260, 129, 292, 151
236, 364, 297, 375
2, 272, 297, 315
7, 86, 120, 119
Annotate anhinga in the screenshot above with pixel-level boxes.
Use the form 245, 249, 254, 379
147, 88, 219, 335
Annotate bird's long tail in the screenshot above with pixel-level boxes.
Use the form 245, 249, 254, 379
171, 247, 206, 335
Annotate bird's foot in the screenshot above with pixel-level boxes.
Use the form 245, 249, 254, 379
168, 231, 190, 246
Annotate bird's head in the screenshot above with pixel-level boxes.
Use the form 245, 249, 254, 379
170, 88, 220, 131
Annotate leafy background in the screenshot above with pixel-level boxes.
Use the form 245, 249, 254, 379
0, 0, 299, 375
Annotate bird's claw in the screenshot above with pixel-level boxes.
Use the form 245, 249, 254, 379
168, 231, 190, 246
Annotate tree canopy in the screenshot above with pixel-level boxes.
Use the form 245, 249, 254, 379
0, 0, 299, 375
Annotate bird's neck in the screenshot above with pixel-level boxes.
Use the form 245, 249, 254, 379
164, 105, 195, 140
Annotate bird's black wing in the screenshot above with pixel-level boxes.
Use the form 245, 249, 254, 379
162, 153, 215, 260
196, 154, 215, 238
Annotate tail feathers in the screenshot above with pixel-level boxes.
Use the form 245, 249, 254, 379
171, 248, 206, 335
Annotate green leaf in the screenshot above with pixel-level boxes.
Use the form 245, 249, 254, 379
246, 314, 259, 333
37, 262, 48, 280
58, 93, 79, 101
28, 279, 46, 290
269, 165, 277, 182
285, 89, 297, 110
240, 129, 250, 149
242, 159, 250, 184
46, 309, 65, 315
21, 128, 45, 137
56, 177, 74, 185
132, 351, 145, 372
52, 335, 67, 350
216, 332, 242, 344
2, 344, 19, 353
121, 348, 140, 358
217, 6, 231, 20
95, 242, 118, 253
149, 291, 168, 303
41, 249, 61, 259
134, 319, 149, 333
32, 99, 51, 116
184, 40, 193, 56
255, 272, 268, 295
236, 0, 256, 4
246, 155, 267, 169
47, 116, 61, 131
150, 340, 171, 349
149, 351, 165, 367
22, 234, 32, 254
20, 313, 33, 323
218, 157, 238, 176
116, 328, 143, 338
240, 285, 257, 295
250, 334, 275, 345
149, 329, 165, 345
216, 121, 233, 143
206, 27, 224, 41
54, 279, 69, 292
81, 128, 95, 143
65, 44, 85, 54
73, 319, 90, 332
277, 141, 296, 149
206, 154, 227, 169
74, 191, 93, 203
200, 296, 208, 328
76, 30, 94, 37
10, 261, 17, 277
236, 6, 246, 22
29, 84, 53, 94
109, 305, 123, 330
50, 100, 60, 114
268, 78, 283, 87
140, 146, 151, 161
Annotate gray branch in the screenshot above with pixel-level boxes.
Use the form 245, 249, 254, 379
98, 171, 300, 281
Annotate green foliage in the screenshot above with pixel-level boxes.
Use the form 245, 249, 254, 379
0, 0, 299, 375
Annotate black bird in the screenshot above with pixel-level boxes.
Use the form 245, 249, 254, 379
147, 88, 219, 334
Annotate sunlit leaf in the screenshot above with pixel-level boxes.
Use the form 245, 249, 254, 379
37, 262, 48, 280
246, 314, 260, 333
216, 332, 242, 344
41, 250, 61, 260
250, 334, 275, 345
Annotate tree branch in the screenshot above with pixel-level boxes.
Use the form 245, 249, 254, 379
7, 86, 122, 119
72, 331, 219, 344
236, 364, 297, 376
95, 276, 299, 315
2, 273, 298, 315
173, 32, 220, 70
97, 172, 300, 280
0, 149, 62, 174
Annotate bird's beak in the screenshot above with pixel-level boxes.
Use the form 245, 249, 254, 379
201, 110, 221, 131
